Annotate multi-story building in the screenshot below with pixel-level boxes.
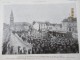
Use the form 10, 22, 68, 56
62, 17, 77, 33
5, 10, 32, 54
33, 21, 62, 32
7, 32, 32, 54
62, 8, 77, 33
10, 11, 31, 32
33, 21, 48, 32
62, 8, 78, 39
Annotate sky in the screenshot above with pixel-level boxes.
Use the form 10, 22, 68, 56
4, 3, 77, 24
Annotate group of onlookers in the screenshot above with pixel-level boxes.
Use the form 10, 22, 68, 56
17, 31, 79, 54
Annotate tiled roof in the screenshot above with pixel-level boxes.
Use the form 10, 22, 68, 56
14, 22, 31, 26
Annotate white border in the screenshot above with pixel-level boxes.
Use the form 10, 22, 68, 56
0, 0, 80, 60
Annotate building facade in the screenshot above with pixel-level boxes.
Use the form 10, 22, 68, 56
62, 8, 78, 39
33, 22, 48, 32
62, 8, 77, 33
7, 10, 32, 54
10, 11, 31, 32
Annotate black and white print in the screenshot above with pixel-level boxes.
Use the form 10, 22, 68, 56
2, 3, 79, 54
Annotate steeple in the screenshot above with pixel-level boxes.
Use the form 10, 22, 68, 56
70, 8, 74, 18
10, 10, 14, 31
10, 10, 14, 21
10, 10, 14, 27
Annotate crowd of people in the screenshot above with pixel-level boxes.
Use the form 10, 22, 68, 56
28, 33, 79, 54
16, 31, 79, 54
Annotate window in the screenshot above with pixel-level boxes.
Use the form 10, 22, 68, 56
69, 28, 71, 31
18, 46, 21, 54
10, 46, 14, 54
28, 49, 31, 54
23, 47, 27, 54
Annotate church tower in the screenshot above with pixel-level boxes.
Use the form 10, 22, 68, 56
10, 10, 14, 30
70, 8, 74, 18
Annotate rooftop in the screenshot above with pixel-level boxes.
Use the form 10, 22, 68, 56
62, 17, 77, 22
14, 22, 31, 26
